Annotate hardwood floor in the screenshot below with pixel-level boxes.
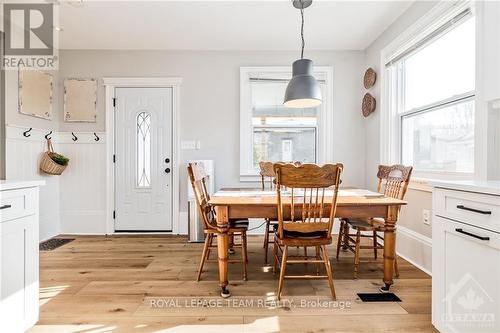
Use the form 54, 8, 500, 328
30, 235, 436, 333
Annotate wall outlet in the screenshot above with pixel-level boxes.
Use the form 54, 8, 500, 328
422, 209, 431, 225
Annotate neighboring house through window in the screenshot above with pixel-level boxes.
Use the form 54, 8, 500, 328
240, 67, 333, 181
381, 3, 476, 179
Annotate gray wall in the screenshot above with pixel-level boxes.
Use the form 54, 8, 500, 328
364, 1, 438, 272
57, 50, 367, 211
3, 49, 366, 234
364, 0, 438, 190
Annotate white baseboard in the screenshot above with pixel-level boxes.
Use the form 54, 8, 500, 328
60, 210, 107, 234
396, 225, 432, 276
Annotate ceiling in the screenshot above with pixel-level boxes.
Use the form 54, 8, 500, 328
57, 0, 414, 50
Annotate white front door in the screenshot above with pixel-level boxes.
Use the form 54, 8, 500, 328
114, 87, 173, 231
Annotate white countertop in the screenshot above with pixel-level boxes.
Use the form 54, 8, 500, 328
0, 180, 46, 191
430, 180, 500, 196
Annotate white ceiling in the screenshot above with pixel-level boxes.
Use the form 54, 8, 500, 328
57, 0, 414, 50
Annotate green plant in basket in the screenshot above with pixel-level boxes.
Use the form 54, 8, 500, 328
50, 153, 69, 166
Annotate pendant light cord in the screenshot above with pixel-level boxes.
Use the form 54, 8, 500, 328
300, 1, 305, 59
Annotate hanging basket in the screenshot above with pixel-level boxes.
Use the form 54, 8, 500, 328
40, 139, 69, 175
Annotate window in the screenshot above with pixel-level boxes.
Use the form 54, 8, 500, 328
137, 111, 151, 187
251, 80, 319, 169
385, 7, 475, 176
240, 67, 333, 180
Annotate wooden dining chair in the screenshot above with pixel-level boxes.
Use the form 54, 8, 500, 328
260, 161, 303, 264
187, 162, 249, 281
259, 161, 278, 264
273, 163, 343, 300
336, 164, 413, 278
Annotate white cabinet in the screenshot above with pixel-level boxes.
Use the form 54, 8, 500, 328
0, 182, 43, 333
432, 183, 500, 333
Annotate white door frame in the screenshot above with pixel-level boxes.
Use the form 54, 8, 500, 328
103, 77, 182, 234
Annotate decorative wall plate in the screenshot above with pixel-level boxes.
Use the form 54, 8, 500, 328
363, 68, 377, 89
362, 93, 376, 117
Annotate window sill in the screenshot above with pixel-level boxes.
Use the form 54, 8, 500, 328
239, 174, 262, 183
408, 178, 433, 193
408, 172, 475, 193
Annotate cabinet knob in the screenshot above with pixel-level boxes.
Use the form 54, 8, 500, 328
165, 168, 171, 174
165, 158, 170, 163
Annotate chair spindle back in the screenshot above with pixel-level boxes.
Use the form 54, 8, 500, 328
259, 161, 276, 190
376, 164, 413, 200
187, 162, 216, 230
274, 163, 343, 238
259, 161, 303, 190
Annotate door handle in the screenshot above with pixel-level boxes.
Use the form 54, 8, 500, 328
165, 158, 170, 163
0, 204, 12, 210
165, 168, 171, 174
455, 228, 490, 241
456, 205, 492, 215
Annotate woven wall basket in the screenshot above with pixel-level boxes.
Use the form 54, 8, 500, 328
40, 139, 67, 175
363, 68, 377, 89
362, 93, 376, 117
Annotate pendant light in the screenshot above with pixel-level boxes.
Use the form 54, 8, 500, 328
284, 0, 322, 108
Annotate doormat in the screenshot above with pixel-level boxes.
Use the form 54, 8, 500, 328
39, 238, 74, 251
357, 292, 401, 302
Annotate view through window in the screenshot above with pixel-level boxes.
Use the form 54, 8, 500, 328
390, 13, 475, 174
250, 78, 323, 171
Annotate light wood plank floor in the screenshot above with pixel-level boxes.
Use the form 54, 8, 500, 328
30, 235, 436, 333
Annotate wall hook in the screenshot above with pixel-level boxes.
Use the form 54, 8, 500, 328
94, 132, 100, 141
44, 131, 53, 140
71, 132, 78, 141
23, 128, 32, 137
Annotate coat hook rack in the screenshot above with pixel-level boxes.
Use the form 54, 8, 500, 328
23, 128, 32, 137
71, 132, 78, 141
44, 131, 53, 140
94, 132, 100, 142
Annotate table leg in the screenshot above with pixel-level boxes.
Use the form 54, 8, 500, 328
381, 205, 398, 293
215, 206, 230, 298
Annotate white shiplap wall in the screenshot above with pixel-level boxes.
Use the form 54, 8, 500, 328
6, 126, 60, 241
58, 133, 107, 234
5, 125, 106, 239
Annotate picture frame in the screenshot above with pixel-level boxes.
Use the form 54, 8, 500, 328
19, 70, 53, 120
64, 78, 98, 122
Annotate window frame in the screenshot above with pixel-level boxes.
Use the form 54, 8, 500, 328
380, 1, 477, 181
239, 66, 333, 181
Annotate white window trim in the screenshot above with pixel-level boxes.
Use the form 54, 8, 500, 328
239, 66, 334, 182
380, 0, 478, 182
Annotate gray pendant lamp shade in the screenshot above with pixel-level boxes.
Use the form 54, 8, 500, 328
284, 0, 322, 108
284, 58, 322, 108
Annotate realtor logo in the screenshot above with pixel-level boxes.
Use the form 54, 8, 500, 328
443, 273, 497, 332
2, 2, 58, 69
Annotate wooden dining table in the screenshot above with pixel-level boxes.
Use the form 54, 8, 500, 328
208, 187, 407, 298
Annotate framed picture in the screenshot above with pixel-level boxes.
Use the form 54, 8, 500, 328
64, 78, 97, 122
19, 70, 53, 120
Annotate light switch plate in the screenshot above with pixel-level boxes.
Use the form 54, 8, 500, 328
181, 140, 197, 150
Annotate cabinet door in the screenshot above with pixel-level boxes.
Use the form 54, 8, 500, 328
0, 214, 39, 333
433, 216, 500, 332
